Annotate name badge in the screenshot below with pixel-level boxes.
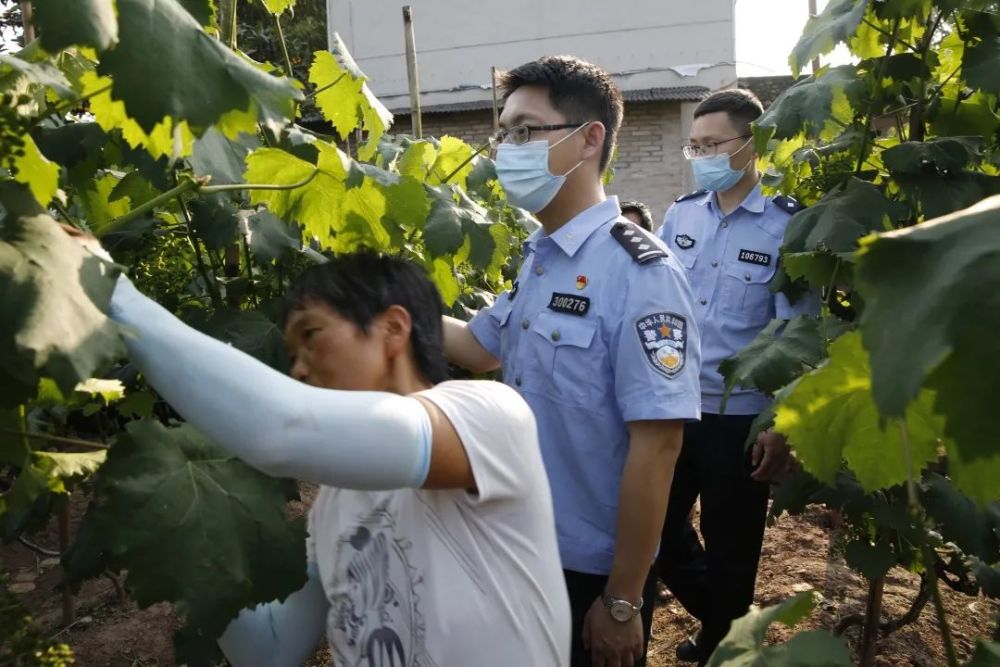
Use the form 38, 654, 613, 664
548, 292, 591, 316
738, 249, 772, 267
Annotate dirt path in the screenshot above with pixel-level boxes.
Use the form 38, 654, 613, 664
3, 496, 996, 666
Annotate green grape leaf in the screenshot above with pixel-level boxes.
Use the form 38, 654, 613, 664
117, 390, 156, 419
430, 258, 461, 307
921, 473, 999, 562
789, 0, 869, 78
247, 210, 300, 262
397, 140, 437, 180
756, 67, 863, 142
97, 0, 300, 134
965, 641, 1000, 667
34, 122, 108, 170
0, 53, 75, 98
963, 35, 1000, 96
882, 137, 985, 175
189, 128, 260, 186
33, 0, 118, 53
424, 184, 491, 258
177, 0, 215, 25
708, 591, 851, 666
784, 178, 901, 254
428, 136, 476, 190
781, 251, 848, 288
63, 420, 307, 667
844, 537, 896, 580
189, 193, 239, 250
78, 172, 132, 234
718, 316, 826, 412
774, 331, 944, 492
895, 171, 1000, 220
462, 219, 496, 271
244, 142, 348, 249
0, 182, 124, 402
0, 407, 30, 465
310, 37, 393, 160
186, 309, 289, 373
856, 195, 1000, 504
11, 135, 60, 207
347, 161, 430, 232
261, 0, 296, 14
108, 171, 160, 209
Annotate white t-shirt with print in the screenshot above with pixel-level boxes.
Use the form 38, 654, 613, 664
307, 380, 570, 667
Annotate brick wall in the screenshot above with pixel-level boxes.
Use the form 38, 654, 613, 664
392, 99, 691, 224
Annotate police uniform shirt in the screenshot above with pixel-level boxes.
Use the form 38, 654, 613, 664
468, 196, 702, 575
658, 183, 820, 416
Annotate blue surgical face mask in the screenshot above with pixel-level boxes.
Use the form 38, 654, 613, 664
495, 124, 588, 213
689, 137, 753, 192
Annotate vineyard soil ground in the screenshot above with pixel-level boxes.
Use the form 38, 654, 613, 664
2, 488, 996, 666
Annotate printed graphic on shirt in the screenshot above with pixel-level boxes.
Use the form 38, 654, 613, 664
738, 249, 772, 267
675, 234, 696, 250
330, 506, 425, 667
548, 292, 591, 316
635, 312, 687, 378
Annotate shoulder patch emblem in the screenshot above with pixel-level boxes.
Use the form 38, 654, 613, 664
675, 234, 695, 250
674, 189, 707, 203
772, 195, 806, 214
611, 221, 667, 264
636, 312, 688, 379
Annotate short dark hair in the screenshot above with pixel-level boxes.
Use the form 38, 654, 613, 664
499, 55, 624, 172
693, 89, 764, 134
283, 253, 448, 385
619, 200, 653, 231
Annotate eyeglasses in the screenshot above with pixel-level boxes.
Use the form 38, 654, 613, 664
681, 135, 751, 159
489, 123, 586, 148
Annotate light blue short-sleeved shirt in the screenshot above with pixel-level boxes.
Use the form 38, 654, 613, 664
657, 183, 820, 416
469, 197, 701, 575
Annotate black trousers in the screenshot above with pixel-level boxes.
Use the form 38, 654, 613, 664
656, 413, 770, 665
564, 567, 658, 667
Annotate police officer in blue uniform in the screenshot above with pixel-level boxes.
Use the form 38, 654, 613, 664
655, 89, 819, 665
444, 56, 702, 667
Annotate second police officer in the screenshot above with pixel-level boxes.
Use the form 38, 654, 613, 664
655, 88, 820, 665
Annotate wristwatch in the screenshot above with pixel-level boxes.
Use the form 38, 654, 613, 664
601, 590, 643, 623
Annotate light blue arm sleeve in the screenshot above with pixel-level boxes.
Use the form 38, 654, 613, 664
218, 563, 329, 667
108, 276, 432, 490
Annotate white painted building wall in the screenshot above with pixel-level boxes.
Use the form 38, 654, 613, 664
326, 0, 738, 112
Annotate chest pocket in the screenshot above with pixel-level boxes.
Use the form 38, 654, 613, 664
722, 260, 776, 325
530, 311, 602, 406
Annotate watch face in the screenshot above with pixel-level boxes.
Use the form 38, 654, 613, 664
610, 601, 634, 623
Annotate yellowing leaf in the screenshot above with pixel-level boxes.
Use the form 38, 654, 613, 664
430, 258, 460, 307
428, 136, 475, 189
12, 134, 60, 206
74, 378, 125, 404
244, 142, 349, 250
83, 71, 195, 159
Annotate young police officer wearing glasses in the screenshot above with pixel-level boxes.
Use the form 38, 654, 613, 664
445, 56, 702, 667
656, 88, 819, 665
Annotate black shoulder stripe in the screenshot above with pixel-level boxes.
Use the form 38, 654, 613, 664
611, 221, 668, 264
674, 189, 707, 203
772, 194, 806, 214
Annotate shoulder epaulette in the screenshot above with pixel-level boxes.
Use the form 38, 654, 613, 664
772, 195, 806, 214
674, 189, 707, 203
610, 221, 668, 264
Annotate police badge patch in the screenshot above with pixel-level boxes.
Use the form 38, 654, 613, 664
635, 312, 687, 378
675, 234, 695, 250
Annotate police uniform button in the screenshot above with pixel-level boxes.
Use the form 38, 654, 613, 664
699, 298, 707, 305
721, 221, 729, 229
551, 330, 561, 342
535, 265, 544, 275
744, 273, 751, 281
711, 260, 719, 268
515, 375, 522, 386
522, 319, 530, 330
